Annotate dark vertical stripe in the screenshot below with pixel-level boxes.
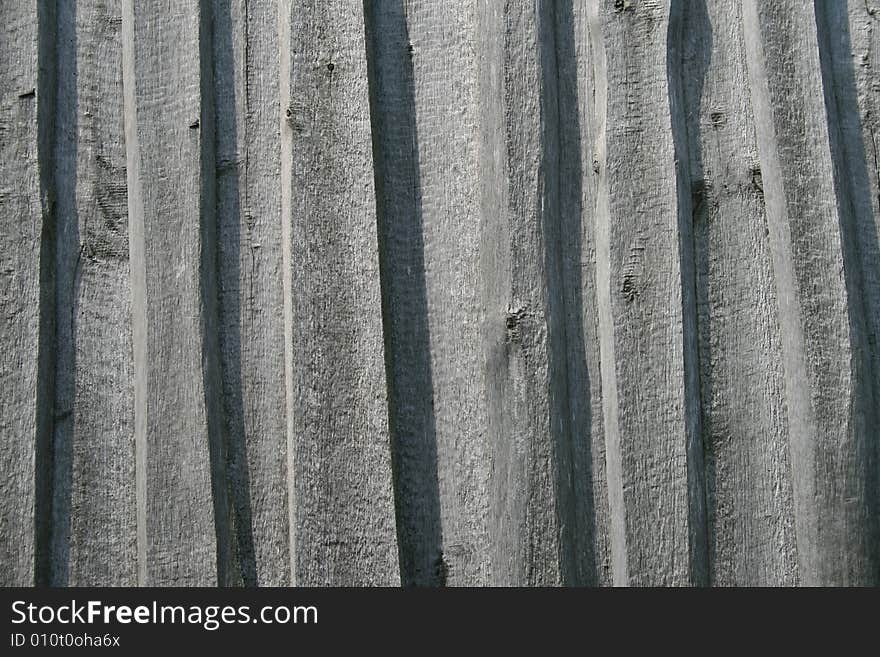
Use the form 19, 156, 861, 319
199, 0, 236, 586
363, 0, 443, 587
34, 0, 59, 588
668, 0, 709, 586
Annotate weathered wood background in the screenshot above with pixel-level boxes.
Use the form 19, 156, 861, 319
1, 0, 879, 586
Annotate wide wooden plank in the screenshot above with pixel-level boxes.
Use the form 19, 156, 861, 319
367, 0, 614, 587
0, 0, 49, 586
46, 0, 137, 586
816, 0, 880, 584
742, 0, 879, 584
122, 0, 227, 585
281, 0, 399, 585
591, 0, 706, 586
366, 0, 495, 586
213, 0, 289, 586
679, 0, 797, 585
475, 0, 605, 585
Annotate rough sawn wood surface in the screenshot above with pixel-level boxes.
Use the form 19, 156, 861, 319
1, 0, 878, 586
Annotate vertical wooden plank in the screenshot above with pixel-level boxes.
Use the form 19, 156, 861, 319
365, 0, 449, 586
122, 0, 227, 585
368, 0, 612, 586
281, 0, 399, 585
213, 0, 289, 586
478, 0, 555, 585
0, 0, 50, 586
475, 0, 607, 585
742, 0, 879, 584
570, 0, 614, 587
679, 0, 797, 585
47, 0, 136, 586
586, 0, 630, 587
590, 0, 706, 586
816, 0, 880, 585
365, 0, 494, 586
832, 0, 880, 380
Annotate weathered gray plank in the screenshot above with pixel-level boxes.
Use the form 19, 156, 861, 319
0, 0, 50, 586
816, 0, 880, 584
477, 0, 605, 586
213, 0, 289, 587
742, 0, 879, 585
479, 0, 555, 585
591, 0, 706, 586
680, 0, 797, 585
368, 0, 612, 588
366, 0, 495, 587
570, 0, 614, 588
47, 0, 137, 587
281, 0, 399, 585
122, 0, 227, 585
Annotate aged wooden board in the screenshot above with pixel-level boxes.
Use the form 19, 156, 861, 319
49, 0, 136, 587
594, 0, 706, 586
680, 0, 796, 586
123, 0, 227, 585
367, 0, 494, 586
479, 0, 608, 586
214, 0, 289, 587
0, 0, 877, 586
0, 0, 48, 587
742, 0, 879, 584
281, 0, 399, 585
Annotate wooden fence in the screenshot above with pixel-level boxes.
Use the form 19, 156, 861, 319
1, 0, 879, 586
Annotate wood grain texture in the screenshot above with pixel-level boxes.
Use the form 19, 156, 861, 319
281, 0, 399, 585
366, 0, 497, 586
816, 0, 880, 584
0, 0, 49, 586
123, 0, 228, 585
572, 0, 614, 588
595, 0, 706, 586
742, 0, 879, 585
680, 0, 796, 586
214, 0, 289, 587
478, 0, 609, 586
50, 0, 136, 586
0, 0, 878, 587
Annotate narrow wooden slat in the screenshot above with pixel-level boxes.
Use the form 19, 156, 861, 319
281, 0, 399, 585
591, 0, 706, 586
568, 0, 614, 587
213, 0, 289, 586
0, 0, 49, 586
679, 0, 797, 585
586, 0, 628, 585
47, 0, 136, 586
122, 0, 227, 585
